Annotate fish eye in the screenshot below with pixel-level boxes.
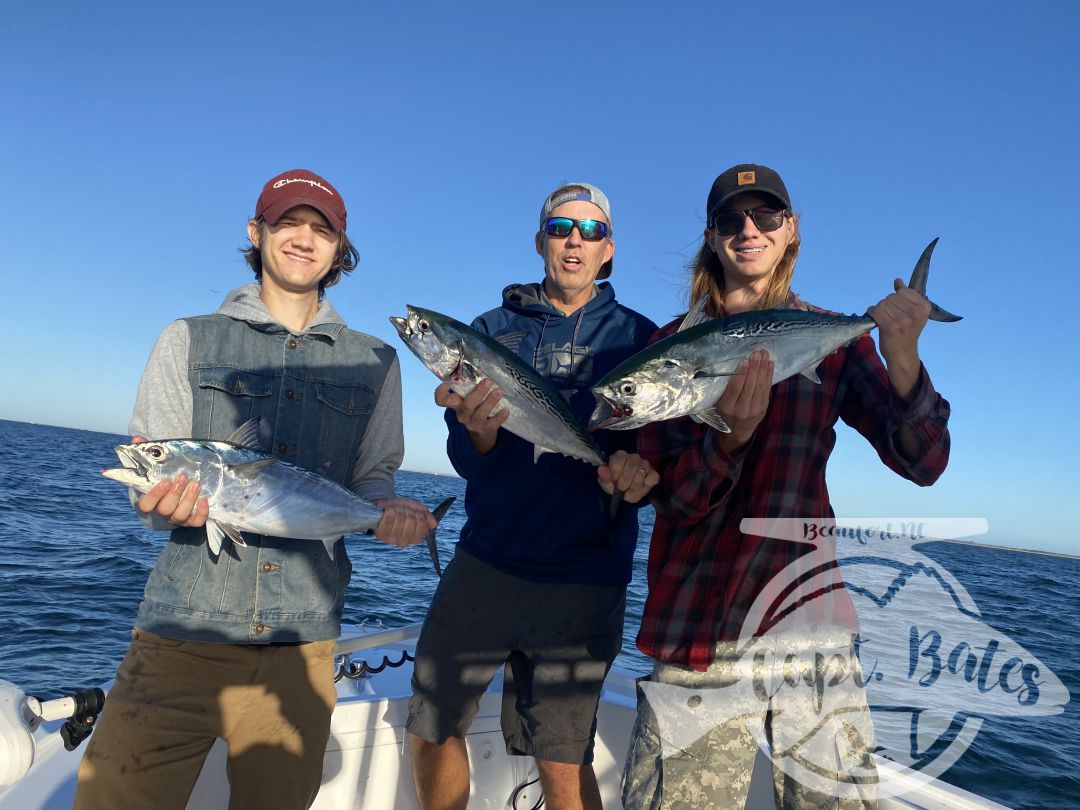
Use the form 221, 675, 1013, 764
418, 319, 430, 333
619, 381, 637, 396
146, 445, 164, 460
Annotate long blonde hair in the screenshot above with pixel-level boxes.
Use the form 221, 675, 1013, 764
688, 213, 801, 316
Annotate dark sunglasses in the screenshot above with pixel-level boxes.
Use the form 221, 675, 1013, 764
543, 216, 610, 241
712, 207, 788, 238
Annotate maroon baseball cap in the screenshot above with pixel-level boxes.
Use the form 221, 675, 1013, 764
255, 169, 347, 232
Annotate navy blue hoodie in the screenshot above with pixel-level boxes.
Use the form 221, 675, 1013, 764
446, 281, 657, 586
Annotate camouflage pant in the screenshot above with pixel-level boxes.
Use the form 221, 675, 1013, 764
622, 630, 878, 809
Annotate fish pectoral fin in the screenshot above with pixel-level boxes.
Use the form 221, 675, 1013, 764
319, 538, 340, 559
799, 366, 822, 384
696, 408, 732, 433
693, 366, 745, 379
205, 520, 225, 556
225, 418, 263, 450
205, 519, 247, 555
227, 458, 277, 479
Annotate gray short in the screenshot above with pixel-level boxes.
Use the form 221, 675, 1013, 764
406, 549, 626, 765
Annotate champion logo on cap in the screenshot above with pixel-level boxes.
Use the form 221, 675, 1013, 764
273, 177, 336, 197
738, 171, 756, 186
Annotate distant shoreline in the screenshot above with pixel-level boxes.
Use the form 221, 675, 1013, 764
926, 537, 1080, 561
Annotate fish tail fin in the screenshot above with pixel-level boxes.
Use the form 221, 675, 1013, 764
424, 496, 457, 576
609, 487, 625, 520
908, 238, 963, 323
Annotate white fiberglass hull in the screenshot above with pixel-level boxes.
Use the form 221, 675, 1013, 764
0, 624, 1008, 810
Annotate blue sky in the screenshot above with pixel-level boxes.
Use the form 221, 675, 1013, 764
2, 1, 1077, 554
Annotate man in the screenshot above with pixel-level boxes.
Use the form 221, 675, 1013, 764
407, 183, 659, 810
74, 169, 435, 810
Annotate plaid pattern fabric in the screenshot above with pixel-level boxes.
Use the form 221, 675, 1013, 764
636, 305, 952, 672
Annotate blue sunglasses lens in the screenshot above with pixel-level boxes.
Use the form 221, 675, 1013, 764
544, 217, 608, 241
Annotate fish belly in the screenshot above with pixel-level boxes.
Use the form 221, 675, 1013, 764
214, 468, 382, 540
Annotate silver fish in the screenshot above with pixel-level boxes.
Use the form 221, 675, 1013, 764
101, 418, 454, 573
589, 239, 961, 432
390, 306, 606, 466
390, 306, 628, 518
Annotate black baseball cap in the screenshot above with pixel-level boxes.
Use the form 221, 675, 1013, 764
706, 164, 792, 224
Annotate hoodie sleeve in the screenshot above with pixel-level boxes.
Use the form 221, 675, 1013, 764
349, 356, 403, 502
127, 320, 194, 531
129, 320, 193, 440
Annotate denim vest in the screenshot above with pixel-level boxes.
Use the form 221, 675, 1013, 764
135, 313, 397, 644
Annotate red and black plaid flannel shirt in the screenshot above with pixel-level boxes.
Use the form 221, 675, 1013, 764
635, 304, 952, 672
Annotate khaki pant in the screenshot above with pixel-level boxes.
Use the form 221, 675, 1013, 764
623, 630, 878, 810
74, 629, 337, 810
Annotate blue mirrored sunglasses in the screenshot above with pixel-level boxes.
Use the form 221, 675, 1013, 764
543, 217, 610, 241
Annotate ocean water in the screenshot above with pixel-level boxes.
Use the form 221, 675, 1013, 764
0, 418, 1075, 809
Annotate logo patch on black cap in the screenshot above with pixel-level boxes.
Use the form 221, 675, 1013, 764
738, 171, 756, 186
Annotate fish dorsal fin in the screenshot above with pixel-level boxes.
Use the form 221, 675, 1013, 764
799, 366, 822, 384
533, 444, 557, 463
320, 538, 340, 559
226, 418, 263, 450
205, 520, 248, 557
228, 458, 277, 479
678, 298, 711, 332
695, 408, 732, 433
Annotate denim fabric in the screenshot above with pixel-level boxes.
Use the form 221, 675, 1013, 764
136, 313, 396, 643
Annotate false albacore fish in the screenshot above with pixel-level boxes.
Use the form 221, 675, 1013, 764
390, 306, 628, 517
390, 305, 606, 466
589, 238, 961, 432
101, 418, 455, 574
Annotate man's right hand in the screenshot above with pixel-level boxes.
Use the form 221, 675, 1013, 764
132, 436, 210, 527
713, 350, 773, 453
435, 379, 509, 455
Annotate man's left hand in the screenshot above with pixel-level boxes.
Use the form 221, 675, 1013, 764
373, 498, 436, 547
598, 451, 659, 504
868, 278, 931, 400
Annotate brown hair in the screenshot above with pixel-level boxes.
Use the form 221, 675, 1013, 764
688, 212, 800, 316
241, 218, 360, 296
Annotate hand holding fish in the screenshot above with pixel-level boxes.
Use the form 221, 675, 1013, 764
867, 278, 932, 401
714, 351, 774, 453
597, 451, 658, 505
435, 380, 509, 455
131, 436, 210, 527
373, 498, 437, 548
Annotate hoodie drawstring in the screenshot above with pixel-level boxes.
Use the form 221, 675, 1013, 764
533, 314, 551, 373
